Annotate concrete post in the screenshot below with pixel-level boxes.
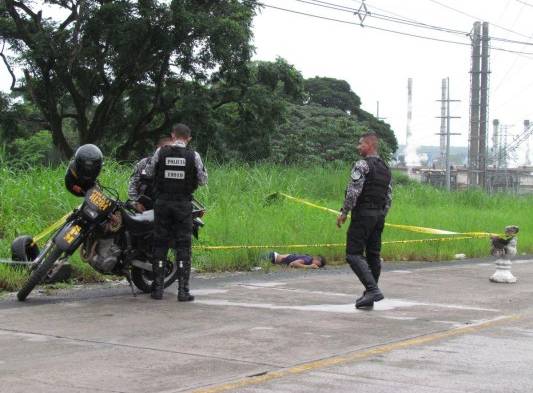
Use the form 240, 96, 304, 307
489, 226, 519, 283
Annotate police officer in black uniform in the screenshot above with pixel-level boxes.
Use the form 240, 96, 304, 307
337, 132, 392, 309
145, 124, 208, 300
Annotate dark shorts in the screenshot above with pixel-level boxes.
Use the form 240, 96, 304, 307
281, 254, 313, 265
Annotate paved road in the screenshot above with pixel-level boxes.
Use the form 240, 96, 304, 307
1, 258, 533, 393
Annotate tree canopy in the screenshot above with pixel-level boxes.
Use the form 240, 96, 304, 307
305, 76, 361, 114
0, 2, 398, 165
1, 0, 257, 158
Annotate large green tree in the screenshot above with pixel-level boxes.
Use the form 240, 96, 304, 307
0, 0, 257, 158
305, 76, 361, 114
303, 76, 397, 154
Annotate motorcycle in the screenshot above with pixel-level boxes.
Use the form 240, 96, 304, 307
13, 185, 205, 301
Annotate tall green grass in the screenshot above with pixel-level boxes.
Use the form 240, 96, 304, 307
1, 163, 532, 291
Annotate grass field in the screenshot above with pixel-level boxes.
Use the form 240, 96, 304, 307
1, 162, 531, 291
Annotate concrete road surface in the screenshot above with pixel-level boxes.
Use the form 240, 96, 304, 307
1, 258, 533, 393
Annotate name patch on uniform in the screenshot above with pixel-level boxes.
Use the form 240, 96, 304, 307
164, 170, 185, 179
165, 157, 186, 166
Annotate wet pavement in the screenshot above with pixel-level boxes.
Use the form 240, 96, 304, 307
1, 257, 533, 392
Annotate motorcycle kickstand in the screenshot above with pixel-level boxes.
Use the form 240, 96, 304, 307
124, 270, 137, 297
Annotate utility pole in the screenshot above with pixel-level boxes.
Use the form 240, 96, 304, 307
439, 79, 447, 169
469, 22, 481, 187
435, 77, 461, 191
479, 22, 490, 188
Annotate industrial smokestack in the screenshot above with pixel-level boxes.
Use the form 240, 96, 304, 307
406, 78, 413, 147
492, 119, 499, 168
525, 120, 531, 166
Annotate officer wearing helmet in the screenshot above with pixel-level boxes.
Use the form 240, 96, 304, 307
65, 144, 103, 196
145, 124, 208, 301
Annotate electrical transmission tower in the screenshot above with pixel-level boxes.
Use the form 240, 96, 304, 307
436, 77, 461, 191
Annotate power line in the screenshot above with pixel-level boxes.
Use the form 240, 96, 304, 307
291, 0, 469, 36
260, 3, 471, 46
259, 2, 533, 56
291, 0, 533, 46
426, 0, 532, 39
515, 0, 533, 7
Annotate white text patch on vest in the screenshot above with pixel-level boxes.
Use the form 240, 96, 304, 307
164, 170, 185, 179
165, 157, 186, 166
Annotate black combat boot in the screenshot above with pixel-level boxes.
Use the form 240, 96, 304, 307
347, 255, 384, 308
355, 257, 381, 305
177, 260, 194, 302
151, 260, 165, 300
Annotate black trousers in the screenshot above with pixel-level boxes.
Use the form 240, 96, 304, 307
346, 210, 385, 274
153, 198, 193, 262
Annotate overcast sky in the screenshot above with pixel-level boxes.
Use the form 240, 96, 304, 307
2, 0, 533, 161
252, 0, 533, 162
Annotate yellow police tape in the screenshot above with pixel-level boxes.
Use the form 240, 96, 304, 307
275, 192, 499, 238
193, 236, 483, 251
32, 212, 71, 244
28, 192, 495, 253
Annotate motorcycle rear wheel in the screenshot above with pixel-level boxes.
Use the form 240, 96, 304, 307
17, 243, 63, 301
131, 260, 178, 293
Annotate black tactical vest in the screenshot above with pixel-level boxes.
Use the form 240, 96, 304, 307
154, 145, 198, 200
355, 156, 391, 211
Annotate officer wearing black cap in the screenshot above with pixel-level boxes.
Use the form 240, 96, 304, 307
145, 124, 208, 300
336, 132, 392, 309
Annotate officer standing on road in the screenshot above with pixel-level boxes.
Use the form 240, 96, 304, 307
145, 124, 208, 301
127, 137, 171, 212
336, 132, 392, 309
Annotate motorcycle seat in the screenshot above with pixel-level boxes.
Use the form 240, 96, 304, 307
122, 209, 154, 233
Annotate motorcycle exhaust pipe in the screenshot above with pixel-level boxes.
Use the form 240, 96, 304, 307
131, 259, 152, 272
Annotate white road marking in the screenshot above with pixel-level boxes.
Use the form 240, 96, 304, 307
239, 282, 286, 288
193, 289, 228, 296
195, 298, 499, 313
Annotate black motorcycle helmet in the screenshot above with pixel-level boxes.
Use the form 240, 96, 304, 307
65, 144, 103, 196
73, 144, 103, 182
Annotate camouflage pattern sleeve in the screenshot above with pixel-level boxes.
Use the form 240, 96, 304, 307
194, 151, 208, 186
127, 159, 145, 201
340, 160, 369, 215
144, 147, 161, 178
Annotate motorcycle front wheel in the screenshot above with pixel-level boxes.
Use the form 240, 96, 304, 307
17, 242, 63, 301
131, 260, 178, 293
